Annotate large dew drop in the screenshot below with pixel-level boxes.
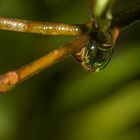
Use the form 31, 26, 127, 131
75, 39, 113, 72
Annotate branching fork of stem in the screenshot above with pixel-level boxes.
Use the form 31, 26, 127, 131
0, 1, 140, 93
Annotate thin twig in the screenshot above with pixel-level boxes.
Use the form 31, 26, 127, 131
0, 17, 87, 36
0, 35, 90, 93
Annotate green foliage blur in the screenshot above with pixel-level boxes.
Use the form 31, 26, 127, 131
0, 0, 140, 140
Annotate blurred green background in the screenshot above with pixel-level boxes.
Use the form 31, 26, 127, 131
0, 0, 140, 140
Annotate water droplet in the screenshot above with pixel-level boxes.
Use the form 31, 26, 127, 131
74, 39, 113, 72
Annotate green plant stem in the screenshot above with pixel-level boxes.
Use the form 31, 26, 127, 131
92, 0, 115, 42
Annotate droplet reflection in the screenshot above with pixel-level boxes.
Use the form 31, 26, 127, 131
75, 39, 113, 72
